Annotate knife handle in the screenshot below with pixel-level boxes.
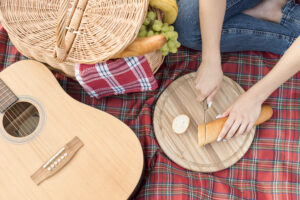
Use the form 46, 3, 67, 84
198, 104, 273, 146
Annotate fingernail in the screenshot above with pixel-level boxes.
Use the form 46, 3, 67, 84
223, 139, 227, 142
208, 101, 213, 108
216, 114, 222, 119
217, 137, 222, 142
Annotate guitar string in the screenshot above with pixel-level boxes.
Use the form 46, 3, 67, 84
0, 84, 47, 157
2, 107, 22, 137
9, 104, 29, 137
0, 83, 25, 133
0, 82, 51, 157
5, 105, 46, 159
0, 85, 33, 136
13, 102, 38, 137
12, 102, 33, 136
0, 88, 14, 105
0, 93, 33, 137
0, 94, 17, 111
20, 104, 38, 135
0, 85, 8, 94
0, 87, 10, 102
15, 103, 38, 136
5, 104, 32, 137
6, 103, 46, 157
0, 84, 6, 90
0, 81, 11, 102
0, 82, 39, 135
0, 85, 25, 136
10, 103, 34, 137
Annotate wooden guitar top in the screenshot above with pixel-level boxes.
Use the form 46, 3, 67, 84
153, 73, 255, 172
0, 60, 144, 199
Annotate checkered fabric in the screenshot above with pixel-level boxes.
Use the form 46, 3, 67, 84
75, 56, 157, 99
0, 22, 299, 200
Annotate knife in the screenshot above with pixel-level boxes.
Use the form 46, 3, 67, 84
202, 99, 208, 144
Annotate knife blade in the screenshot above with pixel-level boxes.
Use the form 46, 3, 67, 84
203, 99, 208, 143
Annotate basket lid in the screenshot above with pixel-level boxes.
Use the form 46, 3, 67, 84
0, 0, 148, 64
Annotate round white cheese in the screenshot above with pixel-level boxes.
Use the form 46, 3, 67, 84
172, 114, 190, 134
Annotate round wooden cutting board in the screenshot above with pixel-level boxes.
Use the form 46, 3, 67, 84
153, 73, 255, 172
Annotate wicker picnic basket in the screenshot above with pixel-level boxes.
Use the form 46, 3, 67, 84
0, 0, 164, 78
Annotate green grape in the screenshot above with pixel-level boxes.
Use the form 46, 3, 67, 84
161, 43, 169, 52
154, 32, 160, 35
174, 32, 179, 40
175, 41, 181, 48
153, 20, 163, 27
162, 32, 167, 39
138, 30, 147, 37
140, 25, 147, 32
164, 31, 173, 40
170, 47, 178, 54
161, 50, 169, 56
165, 31, 178, 40
152, 23, 162, 32
167, 40, 176, 49
161, 24, 169, 33
147, 30, 154, 37
170, 31, 178, 40
168, 25, 174, 32
143, 18, 151, 26
147, 11, 157, 21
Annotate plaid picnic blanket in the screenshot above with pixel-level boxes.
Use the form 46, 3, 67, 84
0, 23, 299, 200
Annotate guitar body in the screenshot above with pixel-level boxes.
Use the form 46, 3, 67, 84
0, 60, 144, 200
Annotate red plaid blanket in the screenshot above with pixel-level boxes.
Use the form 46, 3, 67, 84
0, 22, 299, 200
75, 57, 157, 99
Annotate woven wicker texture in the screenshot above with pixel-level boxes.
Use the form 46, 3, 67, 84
0, 0, 149, 64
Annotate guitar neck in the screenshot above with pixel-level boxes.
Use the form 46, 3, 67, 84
0, 78, 18, 113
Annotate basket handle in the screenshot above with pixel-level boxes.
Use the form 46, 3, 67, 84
55, 0, 70, 62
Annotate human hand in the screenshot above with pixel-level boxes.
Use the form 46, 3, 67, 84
217, 91, 264, 141
194, 59, 223, 106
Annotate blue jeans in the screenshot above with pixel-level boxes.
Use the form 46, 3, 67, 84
174, 0, 300, 55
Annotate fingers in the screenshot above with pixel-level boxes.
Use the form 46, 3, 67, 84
207, 88, 218, 107
217, 114, 234, 141
195, 83, 205, 102
244, 121, 255, 134
216, 106, 233, 141
196, 87, 215, 103
236, 121, 248, 136
218, 115, 255, 142
225, 120, 242, 139
216, 105, 232, 119
196, 94, 205, 102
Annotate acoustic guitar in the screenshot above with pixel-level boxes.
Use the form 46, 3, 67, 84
0, 60, 144, 200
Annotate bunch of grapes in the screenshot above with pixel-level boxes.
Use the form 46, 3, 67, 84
138, 11, 181, 56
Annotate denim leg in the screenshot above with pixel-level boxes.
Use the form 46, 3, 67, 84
224, 0, 262, 21
174, 0, 261, 50
174, 0, 299, 55
174, 0, 201, 49
220, 14, 297, 55
280, 0, 300, 34
221, 0, 300, 55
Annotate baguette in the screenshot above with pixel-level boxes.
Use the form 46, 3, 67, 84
198, 104, 273, 147
172, 114, 190, 134
111, 35, 167, 59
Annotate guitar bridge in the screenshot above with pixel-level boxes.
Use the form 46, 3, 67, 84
31, 136, 84, 185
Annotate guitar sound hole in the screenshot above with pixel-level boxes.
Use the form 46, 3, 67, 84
2, 102, 39, 138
